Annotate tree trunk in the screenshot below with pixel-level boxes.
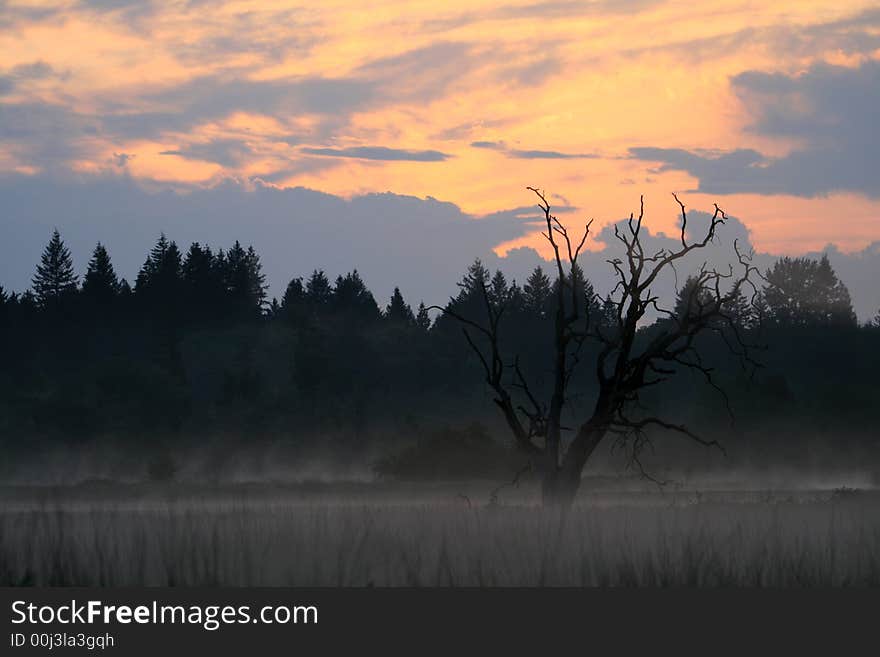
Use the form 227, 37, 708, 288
540, 419, 608, 507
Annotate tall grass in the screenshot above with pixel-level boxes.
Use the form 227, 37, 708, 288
1, 493, 879, 586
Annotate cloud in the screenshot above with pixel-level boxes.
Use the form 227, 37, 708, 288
507, 149, 597, 160
0, 1, 63, 29
354, 42, 479, 105
420, 0, 663, 33
470, 141, 596, 159
0, 60, 63, 96
299, 146, 451, 162
470, 141, 506, 150
0, 101, 98, 168
160, 139, 256, 167
630, 59, 880, 198
498, 57, 560, 87
142, 76, 375, 128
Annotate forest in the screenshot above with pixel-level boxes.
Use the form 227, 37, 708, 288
1, 227, 879, 485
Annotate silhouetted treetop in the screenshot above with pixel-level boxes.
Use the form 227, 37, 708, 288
32, 229, 77, 309
673, 274, 714, 323
82, 243, 121, 305
457, 259, 491, 299
305, 270, 332, 308
385, 287, 414, 325
523, 266, 552, 318
136, 234, 183, 297
762, 254, 857, 328
415, 302, 432, 332
224, 241, 267, 318
333, 270, 380, 320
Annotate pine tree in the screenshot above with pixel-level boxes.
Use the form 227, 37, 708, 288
582, 278, 602, 326
385, 287, 415, 325
223, 241, 267, 318
726, 288, 755, 329
82, 242, 121, 306
333, 270, 380, 320
457, 259, 490, 299
32, 229, 78, 308
507, 280, 525, 316
523, 266, 552, 317
674, 275, 713, 322
135, 234, 184, 324
279, 277, 306, 324
182, 243, 218, 322
136, 234, 183, 295
0, 285, 7, 329
119, 279, 132, 297
869, 308, 880, 329
598, 296, 618, 331
415, 302, 431, 332
305, 270, 333, 307
488, 270, 509, 306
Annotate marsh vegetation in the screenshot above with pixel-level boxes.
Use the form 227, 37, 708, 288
2, 482, 878, 587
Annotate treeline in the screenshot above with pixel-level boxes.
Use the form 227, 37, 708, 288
0, 230, 878, 473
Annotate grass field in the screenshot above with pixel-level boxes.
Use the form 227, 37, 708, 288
1, 482, 878, 586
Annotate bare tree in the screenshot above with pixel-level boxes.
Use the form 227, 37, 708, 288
435, 188, 762, 506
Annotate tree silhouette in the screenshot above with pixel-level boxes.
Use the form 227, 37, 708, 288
135, 234, 183, 306
305, 270, 333, 309
673, 274, 713, 322
459, 259, 490, 297
332, 271, 380, 321
762, 255, 857, 327
385, 287, 415, 325
82, 242, 121, 307
0, 285, 7, 332
182, 242, 223, 321
435, 189, 761, 506
224, 241, 267, 319
488, 270, 509, 307
280, 277, 306, 324
523, 267, 552, 318
415, 302, 432, 332
32, 229, 78, 309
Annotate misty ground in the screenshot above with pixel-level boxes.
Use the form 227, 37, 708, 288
2, 475, 879, 587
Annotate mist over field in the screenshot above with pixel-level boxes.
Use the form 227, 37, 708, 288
2, 210, 880, 586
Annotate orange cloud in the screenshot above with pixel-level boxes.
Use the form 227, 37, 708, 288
0, 0, 878, 256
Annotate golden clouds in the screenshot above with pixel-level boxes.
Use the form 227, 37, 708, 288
1, 0, 879, 254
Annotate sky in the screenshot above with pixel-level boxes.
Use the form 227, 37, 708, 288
1, 1, 879, 317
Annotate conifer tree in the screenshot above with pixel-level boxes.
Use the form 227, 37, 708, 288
223, 241, 267, 318
415, 302, 431, 332
488, 270, 509, 306
305, 270, 333, 307
136, 234, 183, 296
385, 287, 415, 325
523, 266, 552, 317
333, 270, 380, 320
32, 229, 77, 308
82, 242, 121, 306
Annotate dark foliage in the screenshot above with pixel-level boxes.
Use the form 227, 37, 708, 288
0, 229, 876, 482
